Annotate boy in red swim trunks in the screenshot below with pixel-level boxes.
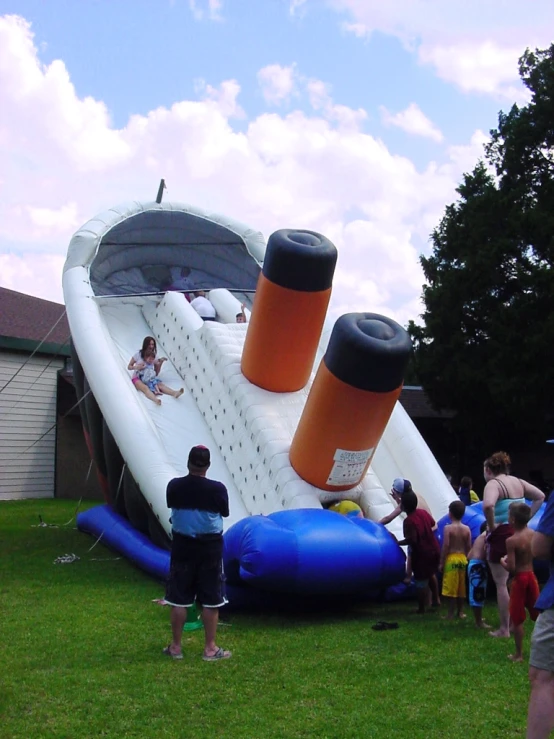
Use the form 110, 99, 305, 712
501, 502, 540, 662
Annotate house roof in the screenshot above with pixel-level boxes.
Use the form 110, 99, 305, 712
0, 286, 71, 356
399, 385, 455, 419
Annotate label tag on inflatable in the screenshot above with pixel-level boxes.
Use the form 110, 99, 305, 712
326, 447, 373, 486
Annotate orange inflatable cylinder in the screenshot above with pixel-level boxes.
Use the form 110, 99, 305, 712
289, 313, 412, 491
241, 229, 337, 392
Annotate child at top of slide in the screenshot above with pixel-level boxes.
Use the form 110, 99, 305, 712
467, 521, 490, 629
440, 500, 471, 620
236, 303, 247, 323
501, 502, 540, 662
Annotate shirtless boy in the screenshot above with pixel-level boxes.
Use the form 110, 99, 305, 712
440, 500, 471, 619
501, 502, 540, 662
467, 521, 490, 629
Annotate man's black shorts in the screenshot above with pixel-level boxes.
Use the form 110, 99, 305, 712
165, 533, 226, 608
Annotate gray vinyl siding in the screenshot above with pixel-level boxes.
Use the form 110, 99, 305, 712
0, 351, 63, 499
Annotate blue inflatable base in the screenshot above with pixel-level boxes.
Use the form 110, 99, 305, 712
77, 505, 170, 580
76, 500, 552, 607
223, 508, 407, 596
77, 505, 410, 605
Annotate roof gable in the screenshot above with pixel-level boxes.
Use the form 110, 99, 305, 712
0, 287, 70, 355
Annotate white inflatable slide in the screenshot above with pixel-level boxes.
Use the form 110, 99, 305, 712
63, 200, 457, 587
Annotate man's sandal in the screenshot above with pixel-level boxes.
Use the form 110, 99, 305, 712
202, 647, 232, 661
163, 645, 183, 660
371, 621, 399, 631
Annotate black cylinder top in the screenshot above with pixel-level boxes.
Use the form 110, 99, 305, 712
262, 229, 337, 292
324, 313, 413, 392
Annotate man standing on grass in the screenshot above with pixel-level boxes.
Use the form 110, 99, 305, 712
163, 445, 231, 662
527, 489, 554, 737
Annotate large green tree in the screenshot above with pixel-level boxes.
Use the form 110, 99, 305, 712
410, 45, 554, 455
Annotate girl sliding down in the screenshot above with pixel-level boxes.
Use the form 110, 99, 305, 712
128, 338, 183, 405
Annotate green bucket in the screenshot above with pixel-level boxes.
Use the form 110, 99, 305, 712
183, 601, 203, 632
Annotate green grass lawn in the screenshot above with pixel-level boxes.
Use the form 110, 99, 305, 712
1, 499, 532, 739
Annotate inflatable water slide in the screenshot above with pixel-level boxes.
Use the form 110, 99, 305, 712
63, 200, 458, 605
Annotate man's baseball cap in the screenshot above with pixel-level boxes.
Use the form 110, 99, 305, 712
392, 478, 411, 494
188, 445, 210, 468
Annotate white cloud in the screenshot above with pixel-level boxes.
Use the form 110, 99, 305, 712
447, 129, 489, 175
305, 78, 367, 130
27, 202, 79, 231
380, 103, 443, 142
0, 13, 487, 327
209, 0, 223, 18
196, 78, 245, 118
189, 0, 223, 21
289, 0, 307, 16
257, 64, 297, 105
332, 0, 553, 100
0, 253, 66, 304
331, 219, 427, 325
342, 22, 368, 39
418, 42, 531, 102
306, 78, 330, 110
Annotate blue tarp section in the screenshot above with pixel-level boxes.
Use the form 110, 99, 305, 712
90, 210, 261, 296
